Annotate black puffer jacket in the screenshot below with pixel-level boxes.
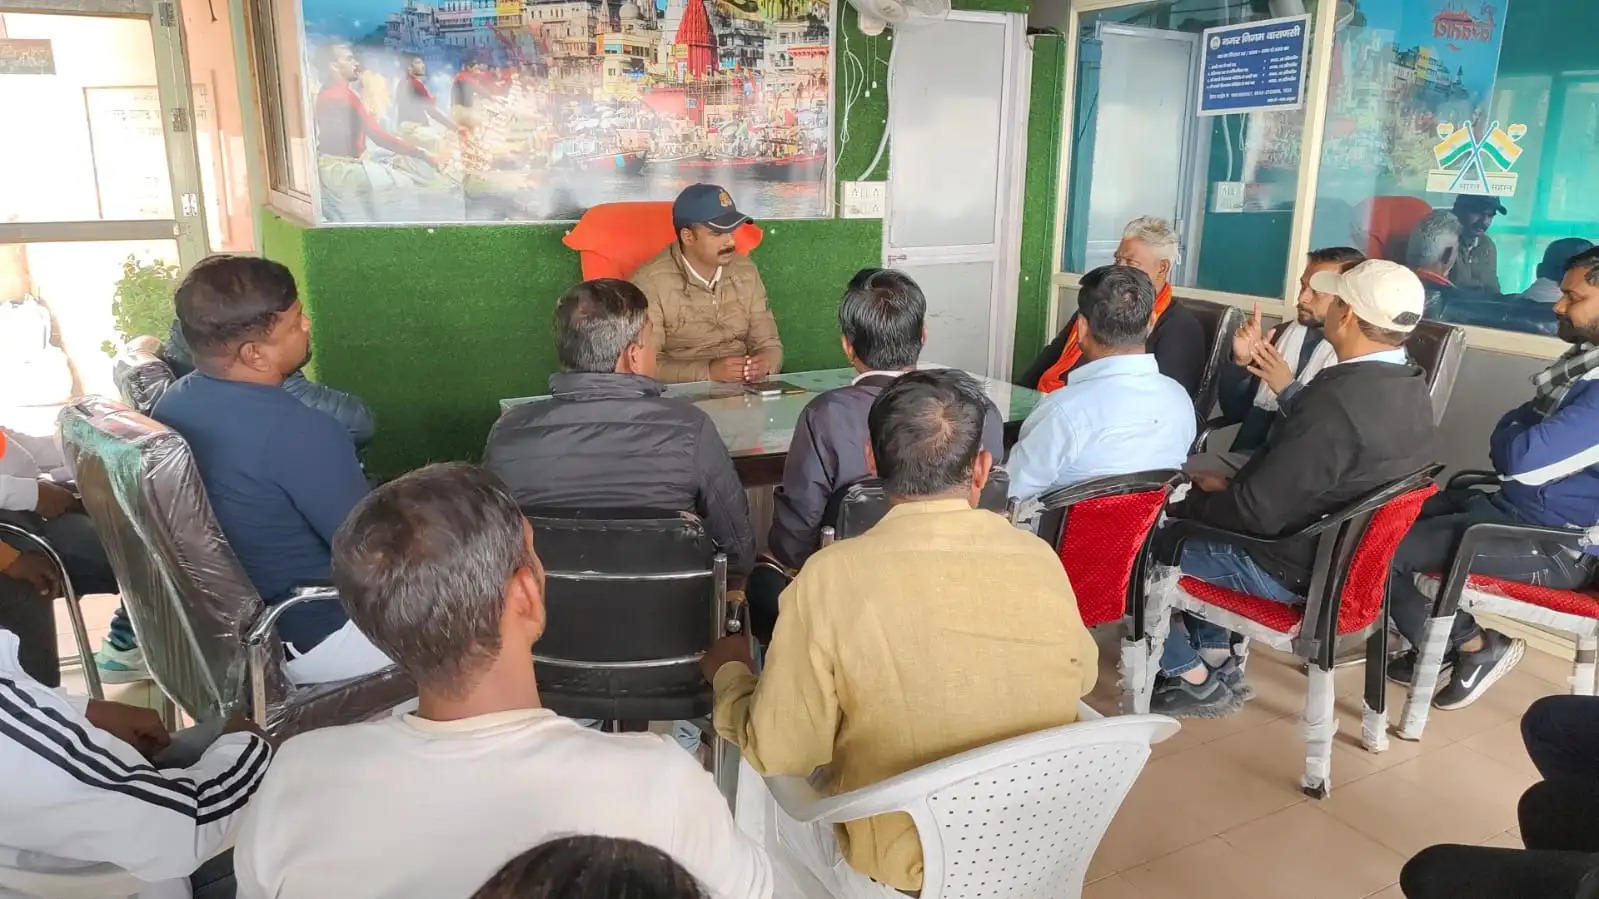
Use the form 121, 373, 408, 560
482, 371, 754, 574
163, 321, 376, 447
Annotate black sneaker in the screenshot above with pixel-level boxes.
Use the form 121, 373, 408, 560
1433, 632, 1525, 711
1385, 649, 1456, 687
1150, 672, 1240, 718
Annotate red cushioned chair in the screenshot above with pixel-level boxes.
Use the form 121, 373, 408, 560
1396, 470, 1599, 742
561, 201, 765, 280
1032, 470, 1185, 629
1131, 466, 1442, 798
1352, 195, 1435, 264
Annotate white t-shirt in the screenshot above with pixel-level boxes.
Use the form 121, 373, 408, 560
233, 709, 772, 899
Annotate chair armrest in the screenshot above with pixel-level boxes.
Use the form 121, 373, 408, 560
1158, 517, 1285, 559
244, 585, 340, 646
1446, 470, 1501, 492
1190, 414, 1233, 456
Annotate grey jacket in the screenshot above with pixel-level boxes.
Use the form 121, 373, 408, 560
482, 371, 755, 574
768, 373, 1006, 569
163, 321, 376, 447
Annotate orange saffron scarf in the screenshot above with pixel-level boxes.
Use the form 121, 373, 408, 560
1035, 282, 1172, 394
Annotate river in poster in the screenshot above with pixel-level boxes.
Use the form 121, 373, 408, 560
300, 0, 831, 223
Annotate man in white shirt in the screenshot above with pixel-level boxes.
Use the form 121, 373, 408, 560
0, 627, 270, 899
1007, 265, 1195, 504
234, 462, 771, 899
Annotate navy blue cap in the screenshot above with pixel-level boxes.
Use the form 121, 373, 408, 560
672, 183, 750, 233
1452, 193, 1507, 215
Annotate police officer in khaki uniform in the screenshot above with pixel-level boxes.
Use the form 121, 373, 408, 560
630, 184, 784, 383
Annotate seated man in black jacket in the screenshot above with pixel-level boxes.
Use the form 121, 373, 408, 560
1205, 247, 1365, 462
1154, 260, 1438, 717
482, 279, 754, 577
1019, 216, 1206, 399
756, 269, 1004, 642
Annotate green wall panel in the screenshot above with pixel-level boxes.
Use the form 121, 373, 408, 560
1015, 31, 1065, 377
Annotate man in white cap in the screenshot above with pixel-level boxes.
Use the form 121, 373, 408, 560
1152, 260, 1438, 717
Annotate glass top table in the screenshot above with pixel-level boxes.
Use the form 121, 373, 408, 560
500, 367, 1043, 483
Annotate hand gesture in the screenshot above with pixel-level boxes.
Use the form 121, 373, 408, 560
1232, 302, 1265, 366
1189, 471, 1232, 494
34, 481, 79, 520
1247, 340, 1296, 397
5, 552, 61, 597
85, 700, 171, 760
708, 356, 748, 382
699, 634, 755, 682
741, 356, 770, 383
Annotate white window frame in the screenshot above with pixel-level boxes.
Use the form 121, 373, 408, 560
1046, 0, 1564, 360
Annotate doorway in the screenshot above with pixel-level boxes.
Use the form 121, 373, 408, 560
0, 0, 206, 421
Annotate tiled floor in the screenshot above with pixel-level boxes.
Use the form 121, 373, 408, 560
1077, 627, 1560, 899
50, 597, 1563, 898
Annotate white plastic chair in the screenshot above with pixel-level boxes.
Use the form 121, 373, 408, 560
0, 861, 152, 898
739, 703, 1179, 899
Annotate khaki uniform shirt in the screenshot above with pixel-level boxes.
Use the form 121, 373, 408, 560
630, 244, 784, 383
712, 499, 1098, 891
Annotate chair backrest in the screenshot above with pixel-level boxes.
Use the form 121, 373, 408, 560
1404, 319, 1466, 425
110, 346, 176, 415
57, 397, 280, 722
905, 715, 1180, 898
822, 471, 1012, 543
1353, 195, 1434, 262
1177, 298, 1243, 417
1307, 468, 1442, 638
561, 201, 765, 280
0, 861, 144, 899
523, 509, 722, 663
1036, 470, 1183, 628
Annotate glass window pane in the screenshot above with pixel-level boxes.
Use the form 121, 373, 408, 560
0, 14, 171, 222
1, 240, 180, 406
1063, 1, 1310, 298
1309, 0, 1599, 337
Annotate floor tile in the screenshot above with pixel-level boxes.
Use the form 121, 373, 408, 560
1364, 884, 1404, 899
1317, 761, 1520, 858
1087, 762, 1215, 877
1480, 827, 1524, 849
1081, 874, 1144, 899
1120, 837, 1295, 899
1219, 803, 1407, 899
1462, 718, 1540, 784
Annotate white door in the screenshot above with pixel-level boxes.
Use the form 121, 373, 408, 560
1081, 22, 1201, 281
883, 10, 1029, 379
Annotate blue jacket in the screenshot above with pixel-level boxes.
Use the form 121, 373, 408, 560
1491, 377, 1599, 549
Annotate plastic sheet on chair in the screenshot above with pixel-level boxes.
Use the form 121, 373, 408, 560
1303, 666, 1336, 793
58, 398, 413, 738
1361, 699, 1389, 754
110, 348, 176, 415
1415, 574, 1599, 637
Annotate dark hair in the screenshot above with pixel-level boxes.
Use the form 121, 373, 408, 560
1307, 246, 1365, 268
471, 837, 706, 899
867, 369, 987, 498
1566, 247, 1599, 287
838, 269, 925, 370
174, 254, 299, 359
1077, 265, 1154, 348
554, 279, 649, 373
332, 463, 533, 698
1333, 298, 1410, 347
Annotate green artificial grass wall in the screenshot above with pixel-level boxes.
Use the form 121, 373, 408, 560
1014, 30, 1065, 377
270, 212, 883, 478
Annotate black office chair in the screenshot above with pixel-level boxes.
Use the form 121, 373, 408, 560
818, 470, 1012, 546
1178, 298, 1244, 424
523, 508, 738, 792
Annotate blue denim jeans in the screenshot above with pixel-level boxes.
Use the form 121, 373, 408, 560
1160, 539, 1303, 677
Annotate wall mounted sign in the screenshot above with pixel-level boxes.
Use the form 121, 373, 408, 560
0, 38, 54, 75
1197, 14, 1310, 117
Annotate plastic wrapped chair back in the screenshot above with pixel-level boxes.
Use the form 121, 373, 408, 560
1404, 319, 1466, 425
1177, 299, 1243, 416
1331, 482, 1437, 635
110, 347, 176, 415
1036, 471, 1182, 628
822, 471, 1012, 542
58, 397, 278, 722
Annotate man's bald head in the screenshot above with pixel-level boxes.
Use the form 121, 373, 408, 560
866, 369, 988, 499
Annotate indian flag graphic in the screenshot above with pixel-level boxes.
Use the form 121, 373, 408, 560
1480, 126, 1523, 171
1432, 125, 1474, 168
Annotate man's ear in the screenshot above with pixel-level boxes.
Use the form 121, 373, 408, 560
1158, 258, 1172, 282
971, 449, 993, 491
865, 441, 878, 477
236, 340, 267, 373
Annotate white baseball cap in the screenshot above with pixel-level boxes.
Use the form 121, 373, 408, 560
1308, 259, 1425, 333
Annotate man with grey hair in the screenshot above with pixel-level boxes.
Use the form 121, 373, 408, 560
482, 278, 753, 575
1020, 215, 1207, 398
1407, 209, 1462, 297
234, 463, 772, 898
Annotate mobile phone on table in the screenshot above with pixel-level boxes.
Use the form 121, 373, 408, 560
743, 380, 807, 398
